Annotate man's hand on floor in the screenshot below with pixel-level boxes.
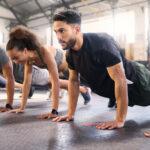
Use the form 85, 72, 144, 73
96, 120, 124, 130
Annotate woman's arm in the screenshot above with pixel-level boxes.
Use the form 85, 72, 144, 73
10, 62, 32, 113
53, 69, 79, 122
38, 46, 60, 119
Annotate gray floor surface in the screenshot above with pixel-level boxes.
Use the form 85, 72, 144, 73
0, 89, 150, 150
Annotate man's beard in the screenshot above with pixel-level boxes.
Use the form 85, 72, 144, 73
59, 38, 76, 50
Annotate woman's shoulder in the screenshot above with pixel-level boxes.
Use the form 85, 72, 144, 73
40, 45, 56, 56
40, 45, 55, 51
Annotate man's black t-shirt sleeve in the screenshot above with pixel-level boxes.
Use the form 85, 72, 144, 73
94, 34, 122, 67
66, 33, 122, 70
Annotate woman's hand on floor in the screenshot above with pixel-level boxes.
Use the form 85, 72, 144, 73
0, 107, 11, 112
52, 115, 74, 122
37, 112, 58, 119
9, 108, 24, 113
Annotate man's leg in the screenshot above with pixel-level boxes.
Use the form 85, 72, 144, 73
28, 86, 35, 98
80, 86, 91, 105
59, 79, 92, 104
130, 62, 150, 137
108, 98, 116, 108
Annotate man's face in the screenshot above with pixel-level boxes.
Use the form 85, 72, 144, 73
53, 21, 79, 50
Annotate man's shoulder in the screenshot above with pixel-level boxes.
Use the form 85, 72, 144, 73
84, 32, 112, 40
84, 33, 114, 49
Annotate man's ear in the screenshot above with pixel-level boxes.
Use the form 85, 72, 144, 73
75, 25, 81, 34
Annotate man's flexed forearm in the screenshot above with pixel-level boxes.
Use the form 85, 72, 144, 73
67, 76, 80, 117
109, 62, 128, 123
96, 62, 128, 130
115, 76, 128, 123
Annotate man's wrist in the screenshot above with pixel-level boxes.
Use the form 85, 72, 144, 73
116, 118, 125, 124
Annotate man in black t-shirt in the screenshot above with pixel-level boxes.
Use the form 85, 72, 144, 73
52, 10, 150, 135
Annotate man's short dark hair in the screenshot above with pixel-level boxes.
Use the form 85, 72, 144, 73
53, 10, 81, 25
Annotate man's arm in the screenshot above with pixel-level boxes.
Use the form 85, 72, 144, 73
2, 59, 14, 107
96, 62, 128, 129
53, 69, 80, 122
67, 69, 80, 117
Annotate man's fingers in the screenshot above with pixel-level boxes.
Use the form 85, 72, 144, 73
96, 123, 105, 129
96, 123, 115, 130
96, 121, 124, 130
108, 125, 116, 130
96, 124, 106, 129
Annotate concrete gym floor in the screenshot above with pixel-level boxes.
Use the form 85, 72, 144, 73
0, 89, 150, 150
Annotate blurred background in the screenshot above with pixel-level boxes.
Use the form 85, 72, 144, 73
0, 0, 149, 63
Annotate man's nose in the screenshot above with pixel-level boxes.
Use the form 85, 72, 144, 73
56, 33, 62, 40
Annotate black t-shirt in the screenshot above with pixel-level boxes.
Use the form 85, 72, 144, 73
66, 33, 136, 99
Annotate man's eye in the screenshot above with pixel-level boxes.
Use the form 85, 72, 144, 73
59, 29, 65, 33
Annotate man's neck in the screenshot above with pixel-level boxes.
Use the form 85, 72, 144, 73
72, 33, 83, 51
